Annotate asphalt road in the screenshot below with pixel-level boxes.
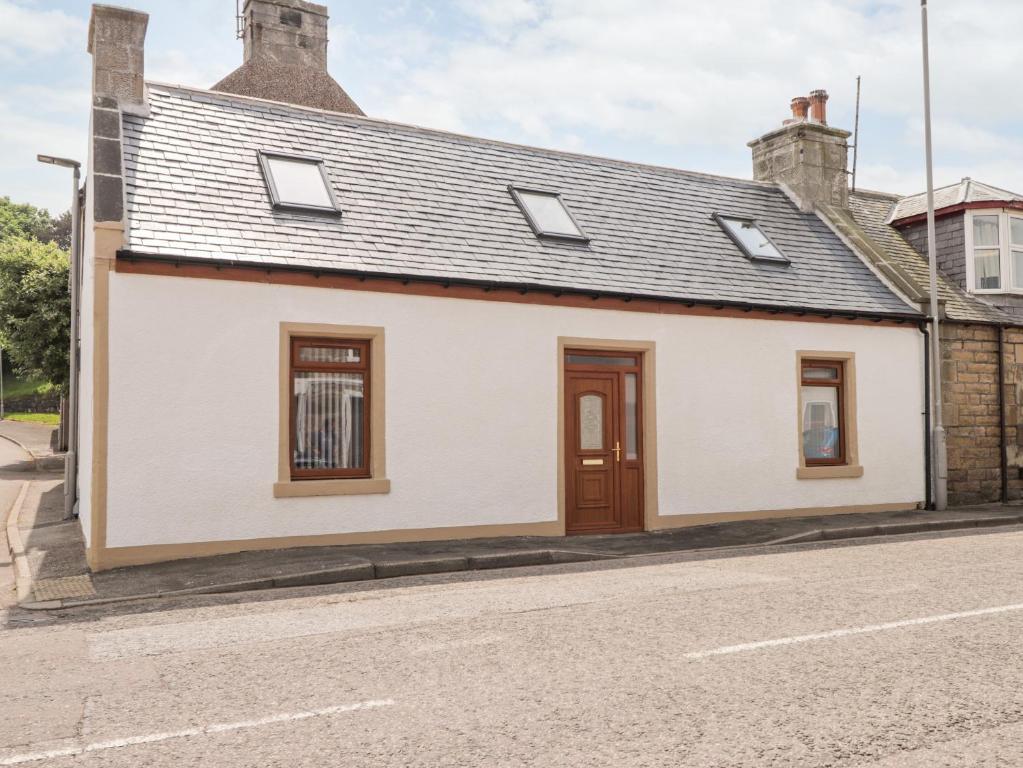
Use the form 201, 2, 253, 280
2, 508, 1023, 767
0, 435, 31, 610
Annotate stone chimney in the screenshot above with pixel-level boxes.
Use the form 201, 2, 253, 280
748, 89, 851, 213
88, 4, 149, 225
212, 0, 363, 115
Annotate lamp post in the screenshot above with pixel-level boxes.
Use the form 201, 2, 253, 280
37, 154, 82, 519
920, 1, 947, 510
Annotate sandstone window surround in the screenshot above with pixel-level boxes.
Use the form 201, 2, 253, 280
964, 209, 1023, 294
274, 323, 389, 498
795, 351, 863, 480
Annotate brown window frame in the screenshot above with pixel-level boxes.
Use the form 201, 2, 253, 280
289, 336, 371, 481
800, 359, 846, 467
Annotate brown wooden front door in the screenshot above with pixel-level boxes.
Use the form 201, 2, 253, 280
564, 350, 644, 534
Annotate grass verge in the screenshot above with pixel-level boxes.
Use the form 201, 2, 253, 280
2, 412, 60, 425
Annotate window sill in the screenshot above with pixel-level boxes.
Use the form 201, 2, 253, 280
273, 478, 391, 498
797, 464, 864, 480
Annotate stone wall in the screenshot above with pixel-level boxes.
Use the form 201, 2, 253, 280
2, 392, 61, 414
941, 323, 1023, 505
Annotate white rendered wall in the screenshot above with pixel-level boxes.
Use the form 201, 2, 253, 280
105, 272, 925, 548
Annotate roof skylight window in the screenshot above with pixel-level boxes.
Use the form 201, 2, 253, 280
509, 186, 589, 241
714, 214, 788, 263
258, 151, 340, 214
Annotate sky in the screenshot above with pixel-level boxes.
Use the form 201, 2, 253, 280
2, 0, 1023, 215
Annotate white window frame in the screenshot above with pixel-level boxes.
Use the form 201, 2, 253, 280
964, 208, 1023, 294
1009, 213, 1023, 291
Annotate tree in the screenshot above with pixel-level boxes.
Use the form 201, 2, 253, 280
0, 237, 70, 388
0, 197, 70, 248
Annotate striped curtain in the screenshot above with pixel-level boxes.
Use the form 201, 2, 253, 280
293, 372, 364, 469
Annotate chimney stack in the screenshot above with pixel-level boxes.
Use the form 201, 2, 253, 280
88, 4, 149, 225
748, 89, 851, 212
242, 0, 327, 69
88, 4, 149, 110
213, 0, 363, 115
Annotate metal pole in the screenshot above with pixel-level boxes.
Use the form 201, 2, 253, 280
922, 0, 947, 509
851, 75, 861, 193
65, 166, 81, 519
0, 347, 5, 421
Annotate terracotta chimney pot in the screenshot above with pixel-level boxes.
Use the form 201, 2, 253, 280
809, 89, 829, 125
790, 96, 810, 121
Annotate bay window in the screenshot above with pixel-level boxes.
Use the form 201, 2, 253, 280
972, 214, 1001, 290
967, 210, 1023, 293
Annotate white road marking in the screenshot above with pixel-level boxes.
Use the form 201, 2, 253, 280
685, 601, 1023, 659
88, 565, 783, 660
411, 634, 504, 655
0, 699, 394, 766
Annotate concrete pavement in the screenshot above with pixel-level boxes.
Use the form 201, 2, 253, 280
3, 523, 1023, 765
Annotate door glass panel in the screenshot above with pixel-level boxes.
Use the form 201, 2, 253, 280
579, 394, 603, 450
566, 354, 637, 366
801, 385, 840, 461
625, 373, 638, 460
293, 372, 365, 470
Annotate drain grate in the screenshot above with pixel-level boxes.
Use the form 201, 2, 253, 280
32, 575, 97, 602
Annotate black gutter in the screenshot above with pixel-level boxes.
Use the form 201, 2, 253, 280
116, 249, 926, 325
998, 325, 1009, 503
920, 321, 933, 510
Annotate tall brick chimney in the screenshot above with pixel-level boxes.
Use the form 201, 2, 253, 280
212, 0, 363, 115
748, 89, 850, 212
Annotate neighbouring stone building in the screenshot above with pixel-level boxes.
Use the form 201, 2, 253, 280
833, 185, 1023, 506
746, 90, 1023, 507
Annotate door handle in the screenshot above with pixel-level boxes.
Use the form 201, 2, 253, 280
613, 441, 621, 462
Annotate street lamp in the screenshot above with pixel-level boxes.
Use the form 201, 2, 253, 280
920, 2, 947, 510
37, 153, 82, 520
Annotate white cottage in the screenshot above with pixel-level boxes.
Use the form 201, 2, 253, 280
75, 1, 927, 570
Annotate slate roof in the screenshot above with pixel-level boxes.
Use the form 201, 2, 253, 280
890, 178, 1023, 222
849, 190, 1013, 324
120, 84, 919, 317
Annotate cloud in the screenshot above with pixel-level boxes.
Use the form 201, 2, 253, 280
0, 0, 85, 59
348, 0, 1023, 193
147, 48, 238, 89
456, 0, 543, 29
